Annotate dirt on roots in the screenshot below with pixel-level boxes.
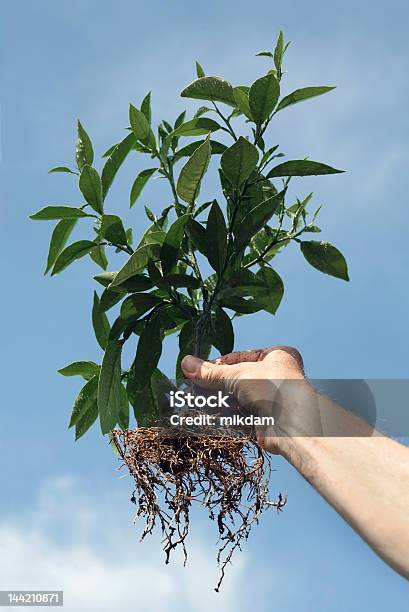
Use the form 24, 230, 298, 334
112, 426, 286, 591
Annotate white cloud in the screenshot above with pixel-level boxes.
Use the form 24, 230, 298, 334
0, 476, 249, 612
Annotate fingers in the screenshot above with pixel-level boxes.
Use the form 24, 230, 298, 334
215, 348, 268, 365
181, 355, 238, 393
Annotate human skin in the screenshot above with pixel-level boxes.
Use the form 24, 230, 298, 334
181, 347, 409, 580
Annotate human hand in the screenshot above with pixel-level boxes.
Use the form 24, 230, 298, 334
181, 346, 321, 453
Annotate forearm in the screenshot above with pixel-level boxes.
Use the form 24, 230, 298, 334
279, 432, 409, 579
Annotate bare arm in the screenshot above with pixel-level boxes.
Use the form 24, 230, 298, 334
181, 347, 409, 580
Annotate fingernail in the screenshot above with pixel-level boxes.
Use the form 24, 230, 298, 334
181, 355, 201, 374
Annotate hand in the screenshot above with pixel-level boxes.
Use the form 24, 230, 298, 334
181, 346, 321, 453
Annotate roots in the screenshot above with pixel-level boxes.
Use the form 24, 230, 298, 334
112, 427, 286, 591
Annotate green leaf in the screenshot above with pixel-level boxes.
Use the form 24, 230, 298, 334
94, 271, 118, 287
98, 340, 123, 434
59, 361, 100, 380
213, 307, 234, 354
100, 287, 124, 312
120, 293, 162, 320
100, 214, 128, 245
186, 218, 207, 255
30, 206, 89, 220
69, 375, 98, 428
276, 86, 336, 112
75, 399, 98, 441
92, 291, 110, 349
181, 76, 236, 107
235, 189, 285, 250
267, 160, 344, 178
255, 267, 284, 314
158, 274, 200, 290
51, 240, 96, 275
256, 51, 274, 59
221, 137, 259, 188
233, 87, 253, 120
76, 121, 94, 170
160, 214, 189, 275
130, 168, 157, 207
219, 296, 261, 314
196, 61, 205, 78
206, 200, 227, 273
171, 118, 221, 138
117, 384, 130, 430
129, 104, 155, 148
131, 317, 163, 390
101, 133, 136, 199
176, 319, 195, 379
141, 91, 151, 124
274, 31, 284, 72
174, 139, 226, 161
176, 137, 211, 204
79, 165, 103, 214
44, 219, 77, 274
300, 241, 349, 281
49, 166, 77, 175
249, 73, 280, 123
90, 244, 108, 270
111, 242, 162, 287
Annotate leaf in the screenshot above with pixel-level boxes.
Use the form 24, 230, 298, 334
92, 291, 110, 349
44, 219, 77, 274
141, 91, 151, 124
100, 287, 125, 312
235, 189, 285, 250
129, 104, 155, 148
59, 361, 100, 380
49, 166, 77, 175
130, 168, 157, 207
76, 121, 94, 170
30, 206, 89, 220
267, 160, 344, 178
120, 293, 162, 320
101, 133, 136, 198
160, 214, 189, 275
300, 241, 349, 281
176, 319, 196, 379
158, 274, 200, 290
186, 218, 206, 255
181, 76, 236, 107
256, 51, 274, 59
206, 200, 227, 273
98, 340, 123, 434
196, 61, 205, 78
274, 31, 284, 72
171, 118, 221, 138
219, 296, 261, 314
221, 137, 259, 188
233, 87, 253, 120
249, 73, 280, 123
79, 165, 103, 214
131, 317, 163, 390
69, 375, 98, 428
117, 384, 130, 430
276, 86, 336, 112
100, 214, 128, 245
90, 244, 108, 270
51, 240, 96, 275
111, 242, 162, 287
255, 267, 284, 314
75, 399, 98, 441
174, 140, 226, 162
176, 137, 211, 204
213, 307, 234, 354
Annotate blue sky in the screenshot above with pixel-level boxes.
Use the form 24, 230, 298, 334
1, 1, 408, 609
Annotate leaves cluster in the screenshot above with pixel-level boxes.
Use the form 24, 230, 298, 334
31, 32, 348, 440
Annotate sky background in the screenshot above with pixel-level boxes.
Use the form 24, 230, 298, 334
1, 0, 409, 609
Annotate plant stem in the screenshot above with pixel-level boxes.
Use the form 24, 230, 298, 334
212, 102, 237, 141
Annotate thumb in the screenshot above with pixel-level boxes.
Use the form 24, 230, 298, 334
181, 355, 237, 392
